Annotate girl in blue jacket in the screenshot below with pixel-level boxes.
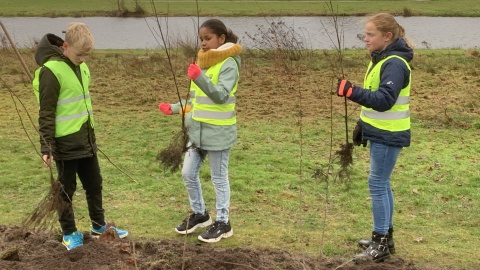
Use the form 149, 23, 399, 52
337, 13, 414, 262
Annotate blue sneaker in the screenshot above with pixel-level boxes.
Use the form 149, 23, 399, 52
91, 222, 128, 239
62, 231, 84, 250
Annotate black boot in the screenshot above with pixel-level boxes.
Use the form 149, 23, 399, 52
358, 227, 395, 254
354, 231, 391, 262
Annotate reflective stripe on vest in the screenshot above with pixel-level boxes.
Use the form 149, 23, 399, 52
195, 96, 236, 105
191, 57, 238, 126
360, 55, 411, 132
32, 68, 41, 106
43, 61, 94, 137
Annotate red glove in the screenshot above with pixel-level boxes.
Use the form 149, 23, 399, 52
158, 103, 172, 115
187, 64, 202, 80
337, 79, 354, 98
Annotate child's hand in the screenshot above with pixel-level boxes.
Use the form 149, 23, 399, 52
337, 79, 354, 98
158, 103, 173, 115
180, 105, 191, 115
187, 64, 202, 80
42, 154, 53, 168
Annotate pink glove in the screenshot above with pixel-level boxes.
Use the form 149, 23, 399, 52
187, 64, 202, 80
158, 103, 173, 115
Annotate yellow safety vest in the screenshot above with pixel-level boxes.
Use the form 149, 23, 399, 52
361, 55, 411, 132
33, 68, 41, 105
191, 57, 238, 125
33, 61, 94, 137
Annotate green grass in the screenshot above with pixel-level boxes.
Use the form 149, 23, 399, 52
1, 47, 480, 269
1, 0, 480, 17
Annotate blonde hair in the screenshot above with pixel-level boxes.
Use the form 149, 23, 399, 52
65, 22, 94, 52
366, 13, 413, 48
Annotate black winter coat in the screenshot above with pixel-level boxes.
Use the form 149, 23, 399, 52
35, 33, 97, 160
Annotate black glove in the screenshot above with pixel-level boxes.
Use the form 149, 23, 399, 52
352, 123, 367, 147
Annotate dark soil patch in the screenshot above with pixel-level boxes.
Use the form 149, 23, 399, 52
0, 225, 421, 270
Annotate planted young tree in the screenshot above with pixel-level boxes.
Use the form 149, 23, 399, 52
311, 0, 357, 258
1, 77, 68, 231
320, 1, 354, 184
0, 21, 67, 230
245, 17, 321, 259
244, 19, 311, 71
147, 1, 199, 173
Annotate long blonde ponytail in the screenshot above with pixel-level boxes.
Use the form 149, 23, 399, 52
367, 13, 413, 48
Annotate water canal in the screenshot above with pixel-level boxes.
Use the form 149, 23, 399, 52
1, 16, 479, 50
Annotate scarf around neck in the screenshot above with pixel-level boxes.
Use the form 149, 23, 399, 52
196, 42, 242, 69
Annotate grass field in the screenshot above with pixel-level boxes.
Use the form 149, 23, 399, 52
1, 0, 480, 17
0, 0, 479, 268
1, 40, 479, 269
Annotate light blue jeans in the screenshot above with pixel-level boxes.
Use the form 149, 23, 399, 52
368, 142, 402, 235
182, 147, 230, 223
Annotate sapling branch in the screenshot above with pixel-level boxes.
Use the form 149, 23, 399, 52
321, 1, 353, 181
1, 78, 67, 230
148, 0, 196, 172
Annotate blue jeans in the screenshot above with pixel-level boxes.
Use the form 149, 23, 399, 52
182, 147, 231, 223
368, 142, 402, 235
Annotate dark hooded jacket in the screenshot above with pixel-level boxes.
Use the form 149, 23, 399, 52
35, 33, 97, 160
348, 37, 414, 147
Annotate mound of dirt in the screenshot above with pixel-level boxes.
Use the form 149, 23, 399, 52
0, 225, 420, 270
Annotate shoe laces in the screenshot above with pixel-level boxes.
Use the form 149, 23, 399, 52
186, 211, 206, 221
181, 213, 196, 223
178, 213, 195, 228
207, 221, 225, 233
69, 232, 83, 245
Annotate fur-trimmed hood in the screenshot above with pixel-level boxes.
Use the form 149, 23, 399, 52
196, 42, 242, 69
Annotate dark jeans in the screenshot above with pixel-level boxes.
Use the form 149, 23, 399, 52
56, 155, 105, 235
